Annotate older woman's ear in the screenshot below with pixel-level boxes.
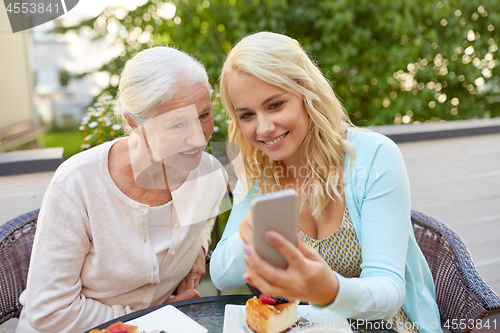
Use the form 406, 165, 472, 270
124, 113, 139, 132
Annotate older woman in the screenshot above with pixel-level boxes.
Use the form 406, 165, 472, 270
210, 32, 441, 333
16, 47, 227, 333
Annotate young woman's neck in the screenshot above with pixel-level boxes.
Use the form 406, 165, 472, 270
279, 152, 307, 188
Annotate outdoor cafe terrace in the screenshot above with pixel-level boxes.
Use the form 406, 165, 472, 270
1, 117, 499, 332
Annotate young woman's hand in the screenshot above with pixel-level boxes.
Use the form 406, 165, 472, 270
243, 231, 339, 307
239, 211, 253, 245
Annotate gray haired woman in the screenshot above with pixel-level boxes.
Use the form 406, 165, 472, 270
16, 47, 227, 333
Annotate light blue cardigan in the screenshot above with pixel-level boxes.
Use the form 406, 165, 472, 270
210, 129, 442, 333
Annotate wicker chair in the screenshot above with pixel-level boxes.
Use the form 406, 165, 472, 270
0, 210, 39, 325
411, 210, 500, 333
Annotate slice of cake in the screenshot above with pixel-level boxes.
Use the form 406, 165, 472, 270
246, 295, 299, 333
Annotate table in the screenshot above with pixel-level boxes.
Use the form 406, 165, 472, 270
87, 294, 400, 333
86, 295, 253, 333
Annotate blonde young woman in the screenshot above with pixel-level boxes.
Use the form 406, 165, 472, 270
210, 32, 442, 333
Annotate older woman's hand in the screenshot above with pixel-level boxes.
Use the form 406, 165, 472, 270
164, 289, 201, 303
167, 247, 205, 303
243, 232, 339, 307
164, 247, 205, 304
239, 211, 253, 245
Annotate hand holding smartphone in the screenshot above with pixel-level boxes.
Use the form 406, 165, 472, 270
251, 189, 298, 269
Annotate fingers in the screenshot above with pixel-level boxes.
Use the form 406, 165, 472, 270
243, 245, 280, 277
197, 272, 204, 287
194, 270, 204, 288
178, 289, 201, 300
246, 273, 287, 297
183, 269, 204, 290
243, 255, 288, 297
242, 232, 325, 301
176, 278, 187, 295
184, 247, 206, 290
185, 277, 197, 291
263, 231, 305, 267
194, 260, 206, 285
177, 272, 199, 294
165, 289, 200, 303
242, 273, 254, 286
243, 245, 295, 294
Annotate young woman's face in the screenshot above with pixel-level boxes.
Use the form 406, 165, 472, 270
227, 73, 309, 166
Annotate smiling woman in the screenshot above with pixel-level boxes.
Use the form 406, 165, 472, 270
16, 46, 227, 333
210, 32, 442, 333
228, 74, 309, 168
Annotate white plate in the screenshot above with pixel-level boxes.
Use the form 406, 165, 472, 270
126, 305, 207, 333
223, 304, 352, 333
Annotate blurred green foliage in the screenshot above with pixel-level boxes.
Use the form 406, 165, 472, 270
54, 0, 500, 248
80, 95, 125, 148
57, 0, 500, 126
209, 88, 231, 143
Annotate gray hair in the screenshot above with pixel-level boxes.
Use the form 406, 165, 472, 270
115, 46, 209, 127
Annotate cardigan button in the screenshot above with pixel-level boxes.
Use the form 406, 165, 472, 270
174, 223, 179, 229
170, 250, 176, 256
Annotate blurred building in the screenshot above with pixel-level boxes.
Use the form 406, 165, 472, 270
31, 19, 105, 129
0, 8, 41, 152
1, 9, 109, 153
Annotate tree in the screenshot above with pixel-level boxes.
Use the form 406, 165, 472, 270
58, 0, 500, 127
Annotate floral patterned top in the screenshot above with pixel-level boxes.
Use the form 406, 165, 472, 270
299, 208, 419, 333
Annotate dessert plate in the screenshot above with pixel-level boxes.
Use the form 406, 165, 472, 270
223, 304, 352, 333
127, 305, 207, 333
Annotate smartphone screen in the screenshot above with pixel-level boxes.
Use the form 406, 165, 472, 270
251, 189, 298, 269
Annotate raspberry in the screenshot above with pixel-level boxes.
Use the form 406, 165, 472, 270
259, 294, 277, 305
259, 294, 290, 305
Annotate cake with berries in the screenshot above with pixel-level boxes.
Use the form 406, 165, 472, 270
245, 295, 299, 333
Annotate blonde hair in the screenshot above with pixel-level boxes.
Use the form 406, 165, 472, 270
220, 32, 355, 218
115, 46, 209, 131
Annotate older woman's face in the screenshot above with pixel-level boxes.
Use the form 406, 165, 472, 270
143, 82, 213, 171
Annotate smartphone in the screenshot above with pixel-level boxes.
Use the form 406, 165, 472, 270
251, 189, 298, 269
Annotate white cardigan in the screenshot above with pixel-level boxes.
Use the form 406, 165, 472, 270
17, 140, 227, 333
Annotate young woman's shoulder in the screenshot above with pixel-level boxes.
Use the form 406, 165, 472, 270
348, 128, 397, 148
347, 128, 403, 167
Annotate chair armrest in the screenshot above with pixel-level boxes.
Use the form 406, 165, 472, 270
411, 211, 500, 313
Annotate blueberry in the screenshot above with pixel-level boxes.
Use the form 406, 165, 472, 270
271, 296, 289, 304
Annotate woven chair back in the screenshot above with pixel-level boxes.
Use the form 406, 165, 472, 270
0, 210, 39, 325
411, 210, 500, 333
